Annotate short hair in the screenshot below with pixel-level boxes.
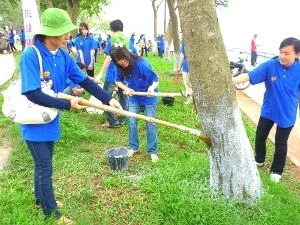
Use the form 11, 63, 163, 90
279, 37, 300, 54
110, 19, 123, 32
79, 22, 89, 35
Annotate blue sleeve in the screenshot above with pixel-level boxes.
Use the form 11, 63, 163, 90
104, 40, 111, 56
79, 78, 112, 105
24, 89, 71, 110
74, 37, 82, 50
140, 59, 158, 83
20, 47, 42, 93
248, 61, 270, 85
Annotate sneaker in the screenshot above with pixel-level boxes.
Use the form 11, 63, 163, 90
270, 173, 281, 183
101, 122, 120, 128
35, 200, 63, 209
128, 149, 138, 157
150, 154, 159, 163
56, 215, 74, 225
255, 161, 265, 167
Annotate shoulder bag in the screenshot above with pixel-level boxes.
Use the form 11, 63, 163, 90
2, 45, 59, 124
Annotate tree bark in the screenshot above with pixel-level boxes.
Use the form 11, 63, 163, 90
177, 0, 261, 202
151, 0, 158, 41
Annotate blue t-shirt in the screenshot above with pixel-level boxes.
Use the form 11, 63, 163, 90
115, 58, 158, 105
19, 31, 25, 43
67, 39, 74, 49
75, 35, 97, 66
249, 58, 300, 128
180, 42, 189, 73
20, 39, 88, 141
156, 36, 165, 50
9, 33, 15, 44
104, 40, 116, 82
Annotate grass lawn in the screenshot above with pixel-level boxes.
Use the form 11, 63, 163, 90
0, 50, 299, 225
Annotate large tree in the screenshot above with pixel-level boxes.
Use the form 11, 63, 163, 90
177, 0, 261, 202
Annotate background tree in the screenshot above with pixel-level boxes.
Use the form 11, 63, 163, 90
177, 0, 261, 202
151, 0, 165, 41
0, 0, 23, 30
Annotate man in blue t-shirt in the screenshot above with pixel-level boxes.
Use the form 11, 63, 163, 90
95, 19, 134, 128
233, 37, 300, 183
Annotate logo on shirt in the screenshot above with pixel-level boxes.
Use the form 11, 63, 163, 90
43, 71, 50, 78
271, 75, 277, 81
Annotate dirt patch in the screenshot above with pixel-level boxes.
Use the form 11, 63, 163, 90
290, 164, 300, 180
0, 138, 12, 170
0, 126, 13, 171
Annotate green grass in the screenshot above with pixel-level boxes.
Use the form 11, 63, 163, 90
0, 51, 299, 225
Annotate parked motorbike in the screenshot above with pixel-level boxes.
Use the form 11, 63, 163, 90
230, 59, 250, 90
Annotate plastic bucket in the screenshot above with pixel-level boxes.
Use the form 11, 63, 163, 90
162, 96, 175, 106
106, 147, 129, 171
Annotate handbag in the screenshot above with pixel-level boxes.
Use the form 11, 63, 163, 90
1, 45, 59, 124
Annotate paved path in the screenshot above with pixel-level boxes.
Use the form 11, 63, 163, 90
236, 86, 300, 167
0, 53, 15, 86
0, 53, 15, 171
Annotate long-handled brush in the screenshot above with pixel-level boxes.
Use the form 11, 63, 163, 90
58, 93, 211, 146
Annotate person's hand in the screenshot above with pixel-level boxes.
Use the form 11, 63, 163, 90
72, 88, 85, 96
147, 86, 155, 96
94, 74, 102, 83
87, 64, 93, 70
70, 97, 87, 110
109, 98, 123, 110
124, 87, 135, 96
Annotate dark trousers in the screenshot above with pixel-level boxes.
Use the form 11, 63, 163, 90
103, 81, 128, 125
251, 51, 257, 66
26, 141, 61, 218
255, 116, 293, 175
141, 47, 148, 57
86, 68, 94, 77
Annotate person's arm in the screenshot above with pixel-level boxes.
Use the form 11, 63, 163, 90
88, 49, 95, 70
176, 52, 184, 72
78, 50, 85, 65
115, 81, 135, 96
80, 77, 122, 109
232, 73, 250, 84
25, 89, 71, 109
25, 89, 85, 110
147, 81, 159, 95
95, 55, 111, 82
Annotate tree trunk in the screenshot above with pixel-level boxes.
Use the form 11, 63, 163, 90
67, 0, 80, 25
177, 0, 261, 202
167, 0, 180, 70
151, 0, 158, 41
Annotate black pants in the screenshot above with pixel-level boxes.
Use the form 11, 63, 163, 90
255, 116, 293, 175
251, 51, 257, 66
10, 43, 17, 51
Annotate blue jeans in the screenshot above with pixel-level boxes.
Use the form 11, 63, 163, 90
103, 81, 128, 125
128, 102, 157, 154
26, 141, 61, 219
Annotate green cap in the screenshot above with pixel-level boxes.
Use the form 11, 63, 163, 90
36, 8, 78, 36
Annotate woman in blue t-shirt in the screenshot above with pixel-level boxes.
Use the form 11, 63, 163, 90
20, 8, 122, 223
111, 46, 159, 163
74, 22, 97, 77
